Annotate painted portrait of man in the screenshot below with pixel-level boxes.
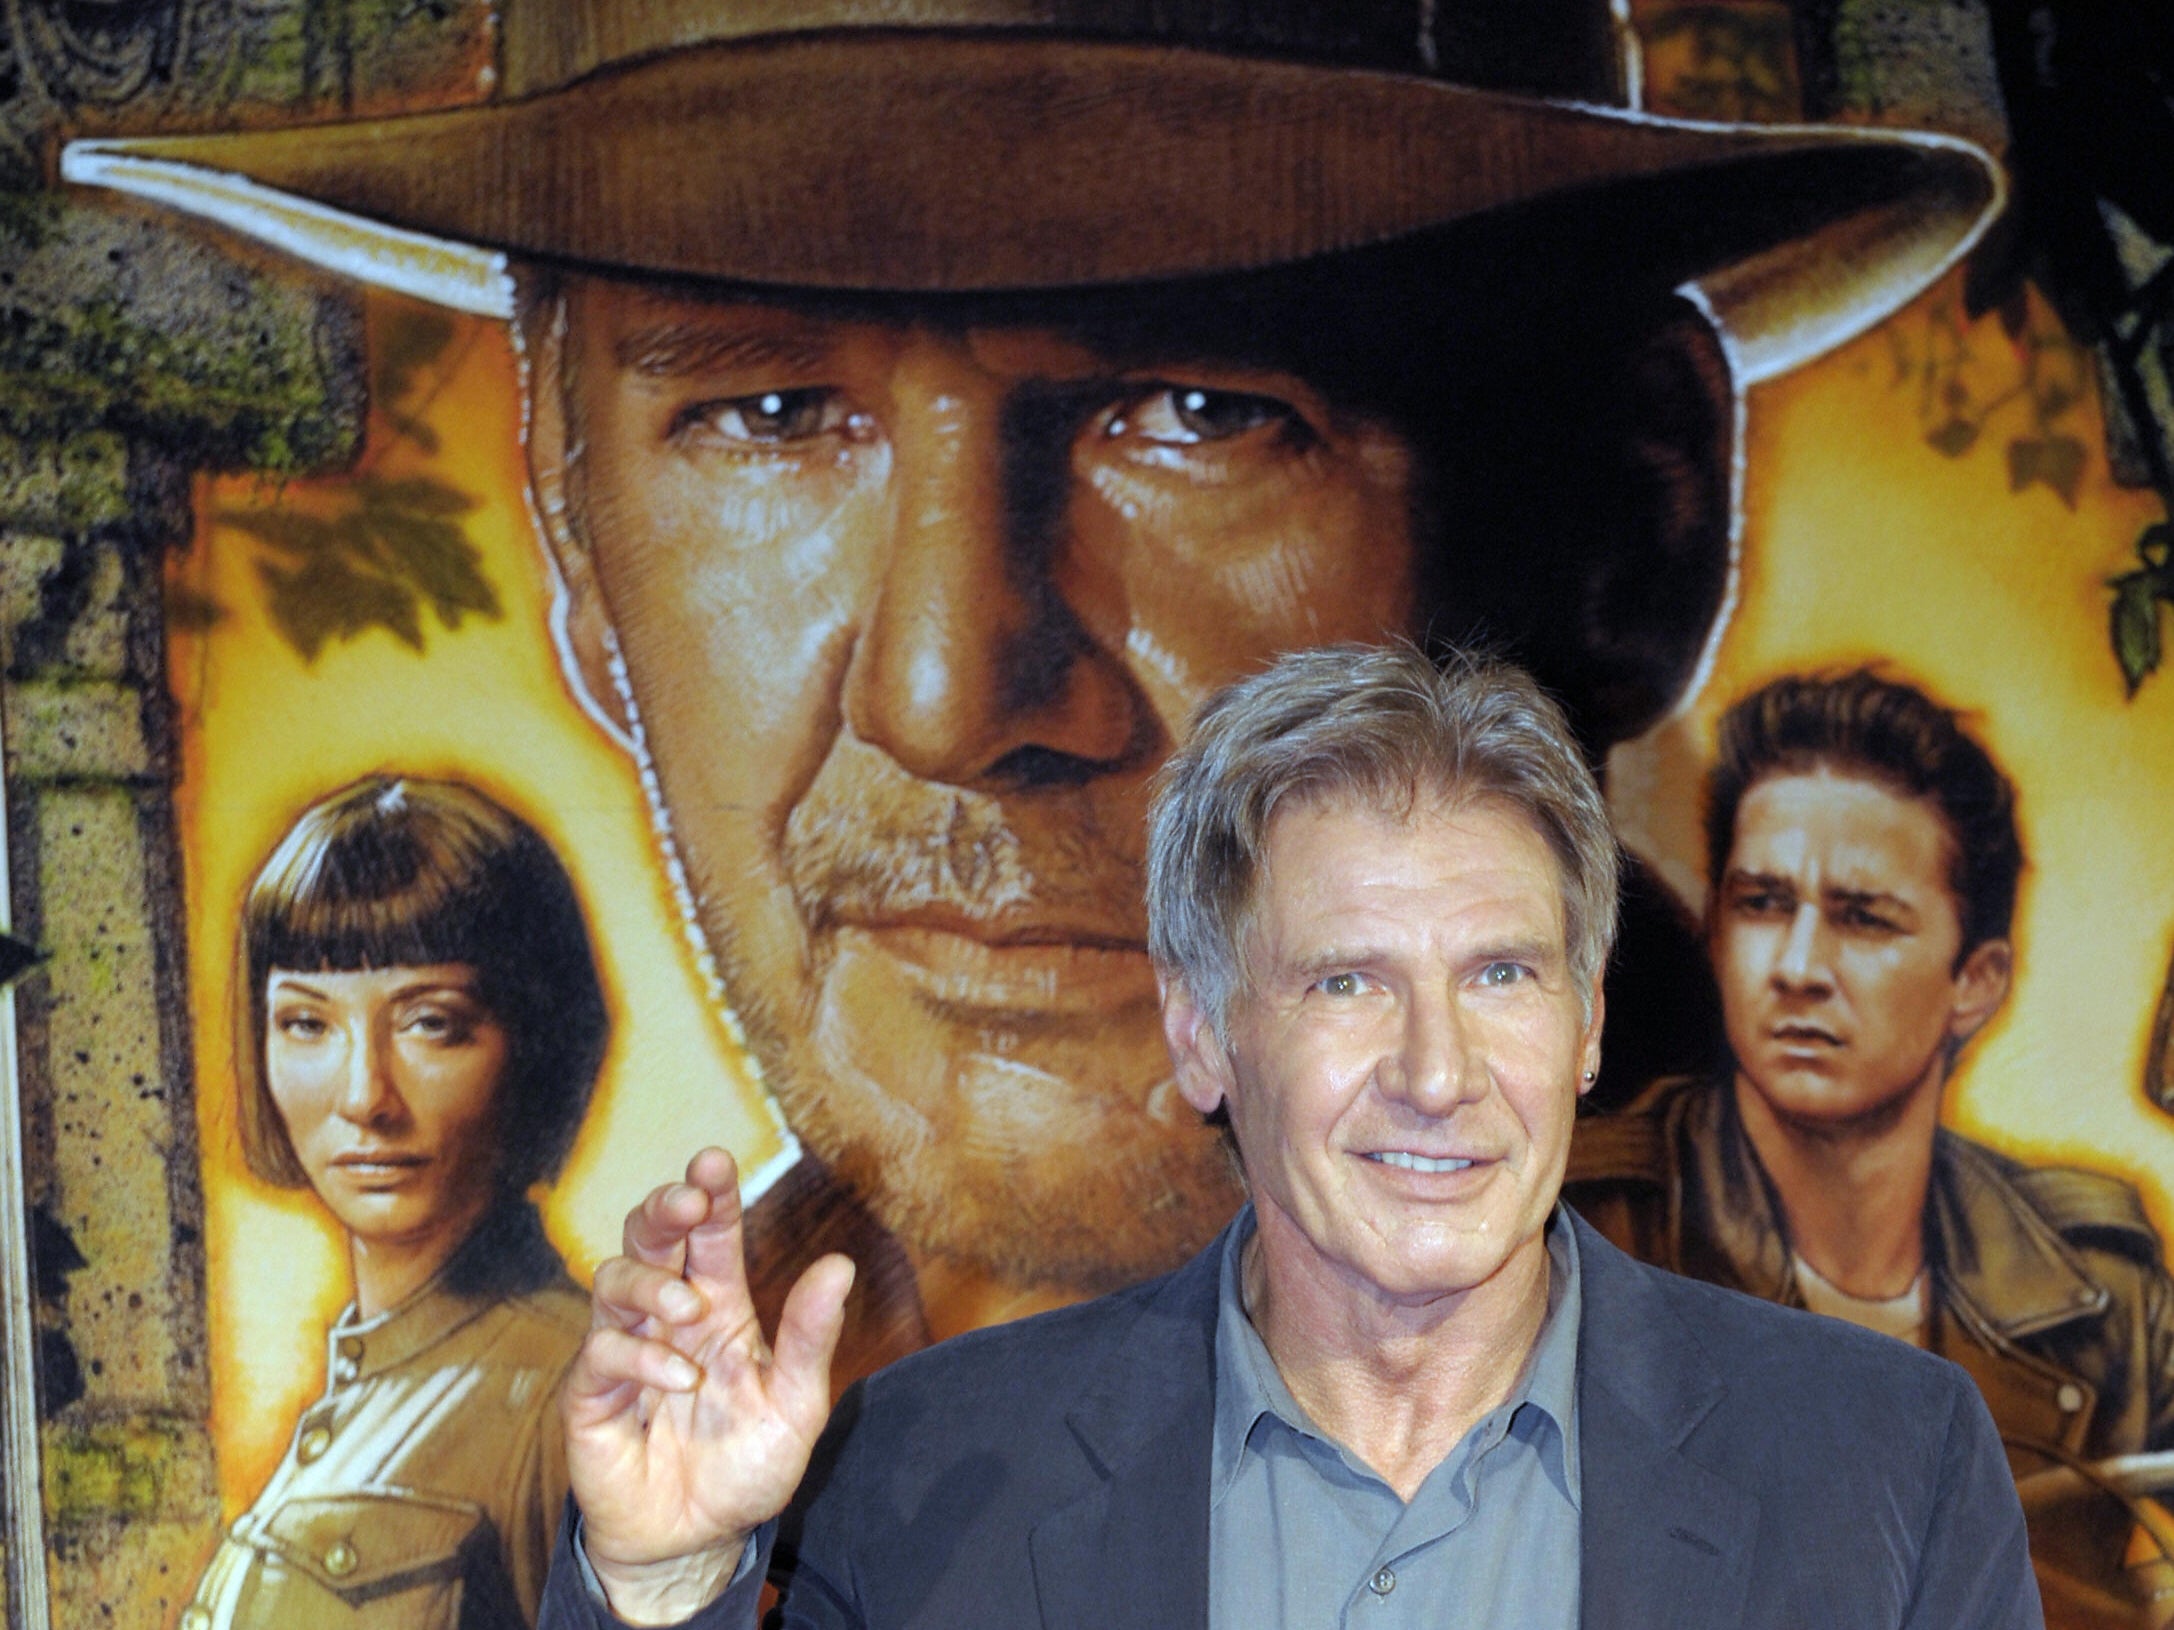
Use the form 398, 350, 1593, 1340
1568, 669, 2174, 1624
62, 0, 2002, 1381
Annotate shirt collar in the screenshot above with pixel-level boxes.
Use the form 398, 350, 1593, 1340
321, 1200, 563, 1385
1210, 1202, 1584, 1509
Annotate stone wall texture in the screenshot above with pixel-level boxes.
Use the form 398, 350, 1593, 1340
0, 5, 487, 1626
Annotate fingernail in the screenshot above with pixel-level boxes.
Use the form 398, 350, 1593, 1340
661, 1282, 700, 1320
664, 1354, 700, 1390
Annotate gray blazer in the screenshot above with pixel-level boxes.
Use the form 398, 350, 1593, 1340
542, 1211, 2041, 1629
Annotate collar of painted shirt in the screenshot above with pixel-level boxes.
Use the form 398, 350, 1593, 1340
323, 1199, 566, 1382
1210, 1202, 1583, 1510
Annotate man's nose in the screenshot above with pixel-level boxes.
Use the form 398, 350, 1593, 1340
1380, 986, 1487, 1115
842, 341, 1142, 786
1772, 903, 1833, 992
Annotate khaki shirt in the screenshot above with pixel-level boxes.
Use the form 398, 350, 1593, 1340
184, 1205, 587, 1630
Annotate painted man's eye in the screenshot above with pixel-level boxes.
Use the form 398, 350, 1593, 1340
1107, 385, 1303, 446
678, 387, 857, 445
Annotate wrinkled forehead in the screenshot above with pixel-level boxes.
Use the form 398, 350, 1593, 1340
1251, 781, 1576, 921
530, 224, 1674, 405
544, 261, 1385, 387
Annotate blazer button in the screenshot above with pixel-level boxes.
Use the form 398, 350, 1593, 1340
2057, 1384, 2086, 1414
180, 1608, 212, 1630
324, 1540, 358, 1577
298, 1425, 332, 1463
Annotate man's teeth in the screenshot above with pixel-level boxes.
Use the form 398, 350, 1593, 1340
1372, 1151, 1472, 1173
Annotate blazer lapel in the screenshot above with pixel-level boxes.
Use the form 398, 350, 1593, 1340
1028, 1245, 1220, 1630
1573, 1214, 1761, 1630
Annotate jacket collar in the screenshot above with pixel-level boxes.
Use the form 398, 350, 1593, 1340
1925, 1133, 2110, 1339
1669, 1076, 2107, 1340
1025, 1210, 1767, 1630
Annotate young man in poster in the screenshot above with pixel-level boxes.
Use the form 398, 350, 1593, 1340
1568, 669, 2174, 1623
65, 2, 2001, 1375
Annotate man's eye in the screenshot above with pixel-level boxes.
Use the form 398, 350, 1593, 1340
677, 388, 856, 445
1106, 386, 1301, 447
1478, 962, 1530, 988
1317, 972, 1365, 997
1837, 905, 1904, 936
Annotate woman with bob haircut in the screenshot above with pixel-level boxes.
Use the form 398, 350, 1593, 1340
184, 774, 609, 1630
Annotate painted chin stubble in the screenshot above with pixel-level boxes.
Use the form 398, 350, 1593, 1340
704, 742, 1241, 1289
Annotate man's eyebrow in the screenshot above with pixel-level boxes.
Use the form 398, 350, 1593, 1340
1822, 884, 1917, 918
1722, 868, 1792, 892
1288, 946, 1380, 980
614, 322, 839, 378
1469, 937, 1558, 968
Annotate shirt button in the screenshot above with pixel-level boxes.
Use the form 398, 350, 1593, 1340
337, 1336, 364, 1362
2057, 1383, 2086, 1413
324, 1539, 358, 1577
1370, 1567, 1397, 1596
297, 1425, 332, 1463
180, 1609, 212, 1630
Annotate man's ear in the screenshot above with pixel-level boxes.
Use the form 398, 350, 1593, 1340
1948, 937, 2014, 1048
1578, 983, 1606, 1099
1160, 978, 1237, 1119
522, 293, 634, 743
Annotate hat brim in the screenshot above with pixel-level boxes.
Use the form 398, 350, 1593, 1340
64, 31, 2001, 381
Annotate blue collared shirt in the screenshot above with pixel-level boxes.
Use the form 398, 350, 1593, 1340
1208, 1205, 1584, 1629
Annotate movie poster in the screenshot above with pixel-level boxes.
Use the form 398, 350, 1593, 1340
4, 3, 2171, 1627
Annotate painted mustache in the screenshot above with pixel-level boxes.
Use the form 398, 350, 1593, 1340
782, 739, 1146, 942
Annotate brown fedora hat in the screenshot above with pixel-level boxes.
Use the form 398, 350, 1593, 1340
63, 0, 2000, 380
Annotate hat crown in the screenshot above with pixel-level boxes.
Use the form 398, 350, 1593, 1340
502, 0, 1630, 103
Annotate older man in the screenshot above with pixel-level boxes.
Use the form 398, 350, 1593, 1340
66, 0, 2002, 1371
544, 644, 2037, 1630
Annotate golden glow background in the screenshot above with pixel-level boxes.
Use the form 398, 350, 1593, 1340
171, 294, 788, 1508
175, 277, 2174, 1515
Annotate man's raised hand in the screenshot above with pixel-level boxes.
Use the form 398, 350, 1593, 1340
563, 1147, 854, 1625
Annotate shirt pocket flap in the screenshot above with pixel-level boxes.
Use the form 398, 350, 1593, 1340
259, 1490, 487, 1599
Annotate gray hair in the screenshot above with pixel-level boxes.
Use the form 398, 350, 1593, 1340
1146, 642, 1619, 1032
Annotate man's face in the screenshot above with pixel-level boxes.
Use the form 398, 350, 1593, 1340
1712, 766, 2009, 1131
1168, 795, 1600, 1305
540, 275, 1421, 1287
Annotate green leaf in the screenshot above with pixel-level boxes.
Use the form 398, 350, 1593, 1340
353, 475, 476, 517
1926, 417, 1979, 458
213, 505, 343, 556
162, 581, 227, 632
2111, 571, 2163, 696
2007, 435, 2086, 507
372, 308, 456, 409
2141, 522, 2172, 572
